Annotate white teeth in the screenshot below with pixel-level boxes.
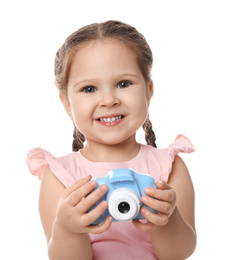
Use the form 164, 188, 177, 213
100, 115, 122, 122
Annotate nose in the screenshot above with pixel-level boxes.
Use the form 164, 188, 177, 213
99, 90, 120, 108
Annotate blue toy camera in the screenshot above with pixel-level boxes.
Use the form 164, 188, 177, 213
88, 168, 157, 224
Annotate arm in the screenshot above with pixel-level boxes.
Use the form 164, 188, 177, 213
133, 155, 196, 260
39, 167, 112, 260
151, 156, 196, 260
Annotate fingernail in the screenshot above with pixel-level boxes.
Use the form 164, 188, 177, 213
101, 185, 108, 192
144, 188, 151, 194
141, 207, 147, 214
90, 181, 97, 186
101, 201, 108, 208
142, 196, 147, 203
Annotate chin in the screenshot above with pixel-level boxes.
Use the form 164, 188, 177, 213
100, 135, 136, 146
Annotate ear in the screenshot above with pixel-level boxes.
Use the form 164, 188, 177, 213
146, 80, 154, 106
59, 94, 73, 121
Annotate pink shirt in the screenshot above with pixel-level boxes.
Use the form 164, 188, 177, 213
27, 134, 195, 260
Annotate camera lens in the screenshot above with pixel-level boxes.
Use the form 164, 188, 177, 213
108, 188, 141, 221
118, 202, 130, 214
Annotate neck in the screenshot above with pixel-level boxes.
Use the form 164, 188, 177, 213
80, 136, 140, 163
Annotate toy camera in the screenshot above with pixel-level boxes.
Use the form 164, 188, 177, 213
88, 168, 157, 224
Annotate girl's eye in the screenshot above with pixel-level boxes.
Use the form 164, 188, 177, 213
82, 86, 97, 93
117, 80, 132, 89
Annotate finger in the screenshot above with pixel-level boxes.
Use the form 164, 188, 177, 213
140, 207, 169, 226
77, 184, 108, 213
88, 216, 113, 234
155, 181, 172, 190
63, 175, 92, 198
80, 200, 108, 226
144, 186, 175, 202
132, 219, 157, 232
67, 180, 98, 206
141, 196, 173, 214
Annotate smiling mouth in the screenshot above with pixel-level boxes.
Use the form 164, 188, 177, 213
97, 115, 125, 123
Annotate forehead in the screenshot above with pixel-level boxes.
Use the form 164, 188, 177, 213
68, 39, 142, 81
76, 38, 137, 58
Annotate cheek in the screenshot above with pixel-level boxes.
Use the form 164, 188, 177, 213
70, 97, 95, 124
131, 92, 149, 114
68, 97, 82, 122
128, 95, 149, 130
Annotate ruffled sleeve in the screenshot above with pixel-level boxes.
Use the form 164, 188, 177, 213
162, 134, 195, 181
26, 148, 76, 188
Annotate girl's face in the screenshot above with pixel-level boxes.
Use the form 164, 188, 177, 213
65, 39, 152, 147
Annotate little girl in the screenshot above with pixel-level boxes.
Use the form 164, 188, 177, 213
27, 20, 196, 260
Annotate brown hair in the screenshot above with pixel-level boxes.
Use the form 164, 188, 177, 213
54, 20, 156, 151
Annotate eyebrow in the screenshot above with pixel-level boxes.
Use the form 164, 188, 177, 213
73, 79, 96, 89
73, 73, 140, 88
119, 73, 140, 79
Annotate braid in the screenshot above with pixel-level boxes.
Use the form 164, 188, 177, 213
142, 114, 157, 148
72, 126, 86, 152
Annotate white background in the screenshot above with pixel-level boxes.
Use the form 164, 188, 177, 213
1, 0, 225, 259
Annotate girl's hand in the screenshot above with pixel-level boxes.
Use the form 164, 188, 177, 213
55, 175, 113, 235
133, 181, 176, 232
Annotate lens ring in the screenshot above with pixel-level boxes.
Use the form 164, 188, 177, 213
108, 188, 141, 221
